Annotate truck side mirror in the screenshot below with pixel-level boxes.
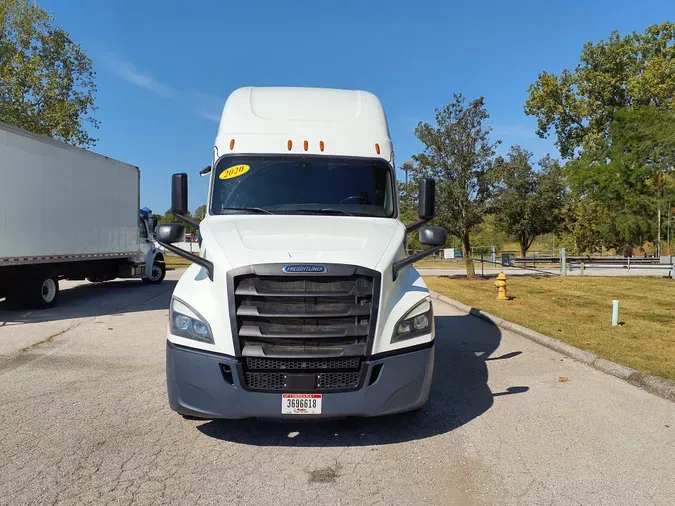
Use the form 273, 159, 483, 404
171, 173, 188, 216
395, 178, 445, 280
419, 226, 446, 247
156, 223, 185, 244
418, 178, 435, 219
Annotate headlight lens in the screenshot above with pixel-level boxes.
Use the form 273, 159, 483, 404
413, 313, 429, 330
392, 297, 433, 343
173, 313, 191, 332
170, 297, 213, 343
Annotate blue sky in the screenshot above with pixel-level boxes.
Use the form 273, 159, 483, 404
41, 0, 675, 213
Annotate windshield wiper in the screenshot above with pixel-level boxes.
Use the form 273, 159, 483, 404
291, 208, 356, 217
222, 207, 275, 215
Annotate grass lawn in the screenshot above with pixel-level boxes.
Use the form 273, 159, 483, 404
425, 275, 675, 380
163, 254, 193, 269
415, 259, 478, 268
414, 260, 463, 268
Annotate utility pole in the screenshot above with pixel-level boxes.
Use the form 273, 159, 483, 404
657, 206, 661, 258
668, 203, 672, 256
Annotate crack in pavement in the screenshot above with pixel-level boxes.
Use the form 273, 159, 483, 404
19, 327, 73, 353
0, 284, 174, 375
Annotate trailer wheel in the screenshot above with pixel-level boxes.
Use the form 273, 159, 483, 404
142, 261, 166, 284
26, 274, 60, 309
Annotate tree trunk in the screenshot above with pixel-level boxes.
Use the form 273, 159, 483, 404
520, 235, 532, 258
462, 232, 475, 278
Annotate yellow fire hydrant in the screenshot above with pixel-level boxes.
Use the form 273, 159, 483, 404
494, 272, 508, 300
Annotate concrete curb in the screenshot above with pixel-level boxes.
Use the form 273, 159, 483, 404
430, 290, 675, 404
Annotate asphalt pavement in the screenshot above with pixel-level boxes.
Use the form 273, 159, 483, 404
1, 270, 673, 505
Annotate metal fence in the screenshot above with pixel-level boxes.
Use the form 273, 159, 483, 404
418, 247, 675, 279
569, 256, 674, 276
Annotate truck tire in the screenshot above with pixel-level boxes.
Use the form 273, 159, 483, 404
26, 273, 60, 309
142, 261, 166, 284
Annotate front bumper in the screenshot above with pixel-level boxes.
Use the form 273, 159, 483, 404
166, 340, 435, 419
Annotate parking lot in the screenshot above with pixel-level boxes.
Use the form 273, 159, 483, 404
1, 270, 674, 505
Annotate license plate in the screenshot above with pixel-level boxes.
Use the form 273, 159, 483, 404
282, 393, 322, 415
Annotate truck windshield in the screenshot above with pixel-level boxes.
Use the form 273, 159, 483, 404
210, 155, 395, 217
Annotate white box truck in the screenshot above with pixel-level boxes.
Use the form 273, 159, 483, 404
156, 87, 446, 419
0, 121, 166, 309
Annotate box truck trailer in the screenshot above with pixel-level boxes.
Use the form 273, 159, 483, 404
156, 86, 446, 419
0, 122, 165, 309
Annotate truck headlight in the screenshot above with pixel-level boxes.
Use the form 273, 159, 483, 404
391, 297, 433, 343
170, 297, 213, 343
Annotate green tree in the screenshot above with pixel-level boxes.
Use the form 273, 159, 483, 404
397, 181, 422, 253
0, 0, 98, 146
558, 197, 606, 255
526, 23, 675, 254
194, 205, 207, 221
525, 22, 675, 159
491, 146, 567, 256
567, 106, 675, 254
470, 215, 510, 253
156, 210, 174, 227
412, 94, 500, 277
158, 209, 198, 236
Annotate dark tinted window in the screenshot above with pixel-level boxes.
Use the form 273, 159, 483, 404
139, 218, 148, 239
210, 155, 395, 217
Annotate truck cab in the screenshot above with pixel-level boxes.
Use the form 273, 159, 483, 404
158, 87, 446, 418
138, 208, 165, 282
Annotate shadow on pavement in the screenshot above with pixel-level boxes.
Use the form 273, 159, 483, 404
0, 279, 177, 324
197, 314, 529, 446
486, 351, 522, 361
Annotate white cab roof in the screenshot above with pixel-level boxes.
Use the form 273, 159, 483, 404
214, 87, 393, 163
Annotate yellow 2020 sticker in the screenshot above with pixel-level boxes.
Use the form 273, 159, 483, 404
219, 164, 250, 180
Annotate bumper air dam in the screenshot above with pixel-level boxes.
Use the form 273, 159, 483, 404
166, 340, 435, 419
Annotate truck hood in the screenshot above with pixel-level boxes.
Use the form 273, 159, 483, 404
200, 215, 403, 271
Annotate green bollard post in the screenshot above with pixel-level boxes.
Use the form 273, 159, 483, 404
612, 300, 619, 327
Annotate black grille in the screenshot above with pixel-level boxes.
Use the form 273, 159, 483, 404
242, 355, 363, 391
233, 272, 377, 354
244, 371, 361, 391
245, 372, 286, 390
317, 372, 360, 389
245, 356, 361, 371
231, 265, 379, 392
236, 277, 373, 297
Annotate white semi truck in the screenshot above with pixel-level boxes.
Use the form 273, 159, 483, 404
0, 122, 166, 309
157, 87, 446, 418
